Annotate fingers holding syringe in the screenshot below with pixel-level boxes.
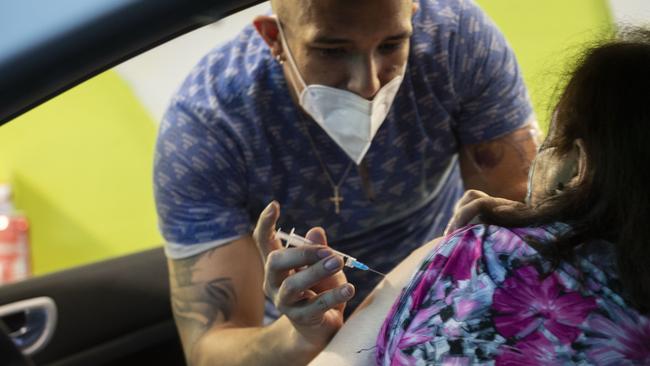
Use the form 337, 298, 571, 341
253, 201, 282, 260
274, 254, 347, 305
305, 226, 327, 245
285, 285, 356, 327
302, 227, 349, 294
263, 246, 336, 300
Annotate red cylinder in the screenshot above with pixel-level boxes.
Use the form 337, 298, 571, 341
0, 185, 31, 284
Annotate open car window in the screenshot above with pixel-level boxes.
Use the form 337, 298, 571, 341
0, 2, 270, 285
0, 0, 646, 364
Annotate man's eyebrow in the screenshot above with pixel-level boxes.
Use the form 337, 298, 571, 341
311, 31, 412, 45
311, 36, 353, 45
384, 31, 413, 41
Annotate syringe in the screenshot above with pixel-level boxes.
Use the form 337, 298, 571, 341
275, 228, 386, 276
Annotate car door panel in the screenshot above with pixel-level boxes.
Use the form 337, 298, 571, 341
0, 248, 185, 366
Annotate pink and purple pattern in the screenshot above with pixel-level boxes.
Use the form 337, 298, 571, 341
376, 224, 650, 365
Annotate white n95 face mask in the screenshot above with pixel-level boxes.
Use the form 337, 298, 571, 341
276, 19, 405, 165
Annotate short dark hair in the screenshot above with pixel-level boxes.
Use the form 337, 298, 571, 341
481, 28, 650, 313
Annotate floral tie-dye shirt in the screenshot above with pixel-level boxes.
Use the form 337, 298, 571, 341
376, 223, 650, 365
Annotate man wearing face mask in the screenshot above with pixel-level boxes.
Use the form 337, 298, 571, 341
154, 0, 539, 364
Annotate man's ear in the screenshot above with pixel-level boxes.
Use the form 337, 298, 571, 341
411, 1, 419, 15
253, 15, 282, 56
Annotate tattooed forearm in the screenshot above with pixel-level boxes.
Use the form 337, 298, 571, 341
169, 249, 238, 355
203, 278, 236, 325
172, 253, 203, 287
171, 277, 237, 326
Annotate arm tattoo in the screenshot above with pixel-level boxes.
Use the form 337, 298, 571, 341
471, 143, 505, 169
203, 278, 236, 325
470, 127, 536, 174
170, 248, 237, 345
173, 250, 205, 287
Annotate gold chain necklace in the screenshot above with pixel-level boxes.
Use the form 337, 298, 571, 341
299, 116, 354, 214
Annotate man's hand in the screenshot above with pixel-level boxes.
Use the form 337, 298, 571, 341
444, 189, 525, 235
254, 201, 355, 349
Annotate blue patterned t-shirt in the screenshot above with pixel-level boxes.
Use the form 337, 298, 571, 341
154, 0, 533, 311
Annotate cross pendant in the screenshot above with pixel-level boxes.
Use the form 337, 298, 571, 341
329, 186, 343, 214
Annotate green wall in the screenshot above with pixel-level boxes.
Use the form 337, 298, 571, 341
477, 0, 612, 130
0, 0, 612, 276
0, 72, 162, 275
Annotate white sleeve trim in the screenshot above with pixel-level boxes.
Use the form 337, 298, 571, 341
164, 235, 244, 259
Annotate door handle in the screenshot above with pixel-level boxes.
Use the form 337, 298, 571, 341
0, 297, 57, 355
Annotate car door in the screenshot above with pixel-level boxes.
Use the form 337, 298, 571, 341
0, 0, 262, 364
0, 248, 185, 366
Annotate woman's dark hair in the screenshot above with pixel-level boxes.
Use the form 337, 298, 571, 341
481, 28, 650, 313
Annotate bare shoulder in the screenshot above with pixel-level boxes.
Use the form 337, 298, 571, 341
362, 237, 442, 306
309, 238, 442, 366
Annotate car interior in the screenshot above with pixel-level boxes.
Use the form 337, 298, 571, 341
0, 0, 262, 364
